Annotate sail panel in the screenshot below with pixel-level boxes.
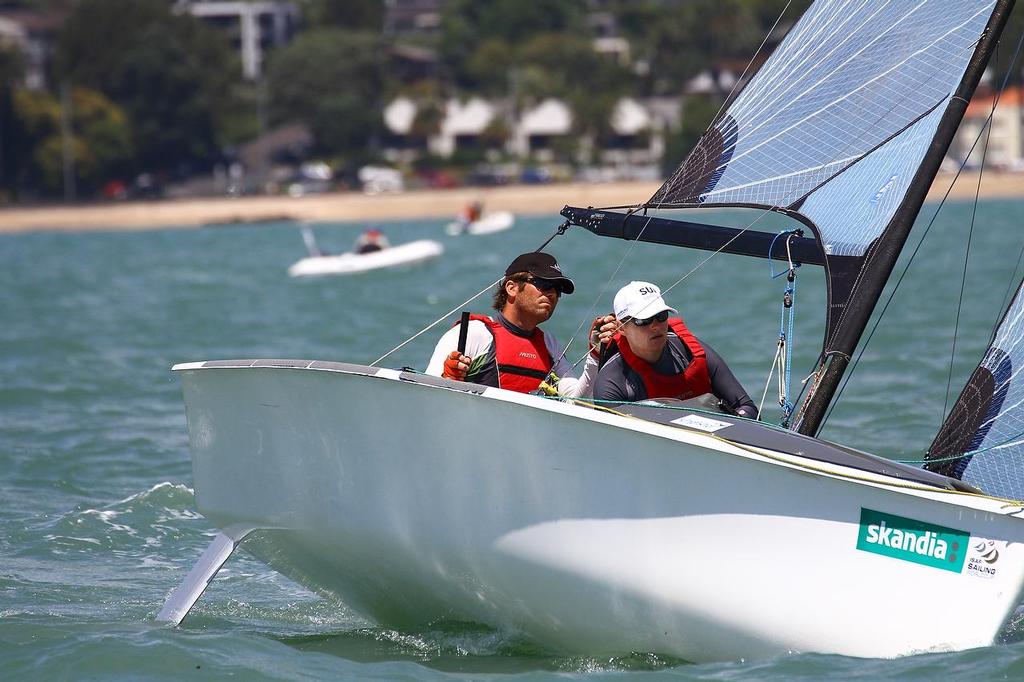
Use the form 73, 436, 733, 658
928, 284, 1024, 499
797, 106, 944, 257
653, 0, 996, 259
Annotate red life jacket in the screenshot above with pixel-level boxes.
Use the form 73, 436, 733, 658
466, 314, 553, 393
614, 317, 712, 400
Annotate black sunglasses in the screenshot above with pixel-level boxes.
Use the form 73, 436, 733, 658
523, 277, 563, 294
631, 310, 670, 326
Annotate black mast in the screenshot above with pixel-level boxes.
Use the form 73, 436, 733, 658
794, 0, 1016, 437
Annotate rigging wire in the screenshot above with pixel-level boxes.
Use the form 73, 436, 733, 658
371, 277, 502, 367
818, 28, 1024, 432
997, 242, 1024, 318
942, 104, 991, 419
707, 1, 795, 129
372, 222, 572, 368
769, 232, 801, 425
553, 203, 793, 378
540, 208, 656, 384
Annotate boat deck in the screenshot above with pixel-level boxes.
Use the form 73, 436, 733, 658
612, 399, 979, 493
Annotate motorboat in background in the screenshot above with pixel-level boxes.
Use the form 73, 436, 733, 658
287, 226, 443, 277
445, 208, 515, 236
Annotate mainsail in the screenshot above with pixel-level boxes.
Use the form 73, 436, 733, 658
927, 280, 1024, 498
563, 0, 1013, 437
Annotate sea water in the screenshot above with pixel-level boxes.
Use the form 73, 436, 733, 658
3, 198, 1024, 680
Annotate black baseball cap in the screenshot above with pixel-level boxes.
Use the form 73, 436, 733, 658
504, 251, 575, 294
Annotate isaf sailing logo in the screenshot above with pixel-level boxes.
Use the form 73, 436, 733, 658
856, 508, 969, 573
966, 539, 1003, 580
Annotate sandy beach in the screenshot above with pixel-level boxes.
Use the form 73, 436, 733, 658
1, 172, 1022, 234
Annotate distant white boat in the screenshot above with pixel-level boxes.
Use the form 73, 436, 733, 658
287, 227, 443, 277
445, 211, 515, 236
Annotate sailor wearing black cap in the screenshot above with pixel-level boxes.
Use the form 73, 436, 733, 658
425, 251, 601, 397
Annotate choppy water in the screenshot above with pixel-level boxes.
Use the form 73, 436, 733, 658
4, 197, 1024, 680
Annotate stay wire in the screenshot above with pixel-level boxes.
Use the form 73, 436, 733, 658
818, 30, 1024, 431
555, 203, 792, 379
372, 222, 572, 368
942, 107, 990, 419
758, 231, 801, 424
542, 208, 654, 383
707, 0, 794, 129
820, 137, 985, 430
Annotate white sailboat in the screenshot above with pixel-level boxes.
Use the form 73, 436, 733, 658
159, 0, 1024, 662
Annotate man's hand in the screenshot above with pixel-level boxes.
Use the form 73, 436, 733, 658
442, 350, 472, 381
589, 314, 617, 358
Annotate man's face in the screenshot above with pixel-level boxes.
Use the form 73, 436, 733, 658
507, 276, 561, 325
619, 313, 669, 361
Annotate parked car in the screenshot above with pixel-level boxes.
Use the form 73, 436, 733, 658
358, 166, 404, 195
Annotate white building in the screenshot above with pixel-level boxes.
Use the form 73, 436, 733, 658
0, 9, 61, 90
953, 86, 1024, 170
433, 97, 497, 157
514, 99, 573, 160
380, 95, 680, 172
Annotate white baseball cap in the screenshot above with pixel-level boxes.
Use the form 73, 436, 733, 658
613, 281, 676, 321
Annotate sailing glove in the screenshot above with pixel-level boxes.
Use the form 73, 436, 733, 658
589, 314, 617, 358
442, 350, 471, 381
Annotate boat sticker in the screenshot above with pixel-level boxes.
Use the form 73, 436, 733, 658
965, 538, 1006, 580
856, 508, 969, 573
670, 414, 731, 432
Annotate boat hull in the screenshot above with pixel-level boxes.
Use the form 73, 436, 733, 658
175, 361, 1024, 661
287, 240, 443, 277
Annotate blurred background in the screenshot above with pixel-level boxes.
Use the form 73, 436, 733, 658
1, 0, 1022, 208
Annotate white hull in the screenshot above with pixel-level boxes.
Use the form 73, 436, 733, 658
287, 240, 443, 277
169, 361, 1024, 662
445, 211, 515, 235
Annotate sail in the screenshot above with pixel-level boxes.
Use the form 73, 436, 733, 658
652, 0, 1000, 312
654, 1, 995, 218
567, 0, 1013, 436
927, 281, 1024, 499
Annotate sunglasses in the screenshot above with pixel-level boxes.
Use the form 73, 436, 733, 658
631, 310, 670, 326
523, 277, 564, 295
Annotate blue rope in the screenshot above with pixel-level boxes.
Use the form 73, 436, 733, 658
781, 274, 797, 425
768, 231, 802, 426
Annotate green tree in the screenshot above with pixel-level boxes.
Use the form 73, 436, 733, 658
54, 0, 241, 175
516, 34, 631, 154
0, 40, 25, 198
613, 0, 766, 96
12, 86, 132, 195
464, 38, 515, 97
440, 0, 587, 89
300, 0, 384, 31
662, 95, 724, 176
265, 29, 385, 158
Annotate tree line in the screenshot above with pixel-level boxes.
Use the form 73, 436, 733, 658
1, 0, 1021, 202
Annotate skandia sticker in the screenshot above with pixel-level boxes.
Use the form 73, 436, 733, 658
670, 414, 731, 432
856, 508, 968, 573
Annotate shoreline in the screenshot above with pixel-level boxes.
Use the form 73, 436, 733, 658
1, 172, 1022, 234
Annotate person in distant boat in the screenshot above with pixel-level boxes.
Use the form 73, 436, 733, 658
458, 201, 483, 225
353, 227, 390, 254
426, 251, 615, 397
593, 281, 758, 419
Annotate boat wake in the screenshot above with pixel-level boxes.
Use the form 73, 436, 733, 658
278, 620, 689, 673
